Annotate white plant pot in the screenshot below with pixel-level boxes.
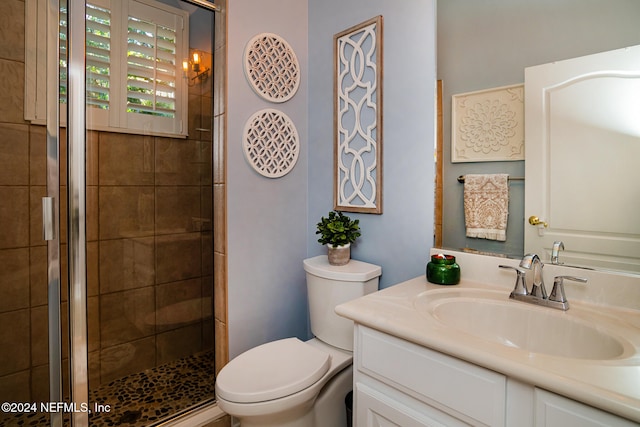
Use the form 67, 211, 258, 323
327, 243, 351, 266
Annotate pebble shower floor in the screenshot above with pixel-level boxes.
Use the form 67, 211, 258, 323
1, 351, 215, 427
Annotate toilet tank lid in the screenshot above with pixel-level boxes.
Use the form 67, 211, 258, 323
303, 255, 382, 282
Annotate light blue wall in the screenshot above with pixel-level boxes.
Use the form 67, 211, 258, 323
438, 0, 640, 257
308, 0, 437, 289
227, 0, 309, 358
227, 0, 437, 358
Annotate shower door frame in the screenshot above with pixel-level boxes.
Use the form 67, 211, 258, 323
44, 0, 89, 425
45, 0, 64, 426
66, 0, 89, 426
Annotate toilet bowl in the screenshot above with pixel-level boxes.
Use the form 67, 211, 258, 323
215, 256, 381, 427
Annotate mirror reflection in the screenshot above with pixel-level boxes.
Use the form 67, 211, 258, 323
437, 0, 640, 274
524, 45, 640, 273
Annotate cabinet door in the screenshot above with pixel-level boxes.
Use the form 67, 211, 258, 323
535, 389, 638, 427
355, 383, 468, 427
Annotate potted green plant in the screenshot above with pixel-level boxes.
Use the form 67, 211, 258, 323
316, 210, 361, 266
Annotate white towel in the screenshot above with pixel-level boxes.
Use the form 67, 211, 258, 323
464, 174, 509, 241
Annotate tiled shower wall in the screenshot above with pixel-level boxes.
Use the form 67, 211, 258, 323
0, 0, 45, 403
88, 83, 215, 383
0, 0, 218, 402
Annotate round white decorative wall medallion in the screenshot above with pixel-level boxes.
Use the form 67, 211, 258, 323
244, 33, 300, 103
243, 109, 299, 178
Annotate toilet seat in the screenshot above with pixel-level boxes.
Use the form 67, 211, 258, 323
216, 338, 331, 404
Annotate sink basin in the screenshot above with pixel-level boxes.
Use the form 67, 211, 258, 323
415, 289, 627, 360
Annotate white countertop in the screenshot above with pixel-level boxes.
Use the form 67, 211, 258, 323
336, 274, 640, 423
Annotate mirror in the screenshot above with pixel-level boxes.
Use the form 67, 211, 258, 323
436, 0, 640, 275
524, 45, 640, 273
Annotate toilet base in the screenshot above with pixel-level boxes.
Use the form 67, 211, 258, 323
232, 402, 314, 427
313, 365, 353, 427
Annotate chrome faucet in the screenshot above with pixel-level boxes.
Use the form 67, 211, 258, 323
520, 253, 547, 299
499, 253, 587, 311
551, 241, 564, 265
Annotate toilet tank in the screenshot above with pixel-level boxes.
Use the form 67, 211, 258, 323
303, 255, 381, 351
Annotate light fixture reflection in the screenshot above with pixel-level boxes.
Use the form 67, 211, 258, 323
183, 50, 209, 86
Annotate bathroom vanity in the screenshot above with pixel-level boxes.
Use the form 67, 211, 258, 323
336, 250, 640, 426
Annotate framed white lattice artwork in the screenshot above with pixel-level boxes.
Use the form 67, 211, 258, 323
244, 33, 300, 103
452, 84, 524, 162
333, 16, 383, 214
243, 109, 299, 178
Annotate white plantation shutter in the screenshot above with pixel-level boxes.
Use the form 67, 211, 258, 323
50, 0, 112, 126
59, 4, 68, 106
25, 0, 188, 137
127, 18, 177, 117
123, 0, 186, 135
85, 3, 111, 112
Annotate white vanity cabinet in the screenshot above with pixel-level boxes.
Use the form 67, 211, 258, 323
353, 325, 638, 427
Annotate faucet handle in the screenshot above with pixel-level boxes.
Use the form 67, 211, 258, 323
499, 265, 528, 297
549, 275, 588, 305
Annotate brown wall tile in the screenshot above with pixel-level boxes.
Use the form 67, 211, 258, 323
100, 287, 155, 348
155, 138, 205, 186
156, 233, 202, 284
156, 323, 202, 365
0, 187, 29, 249
0, 0, 25, 62
0, 123, 29, 185
99, 133, 154, 186
0, 310, 30, 376
0, 59, 25, 124
27, 186, 46, 247
156, 186, 201, 234
0, 371, 30, 404
29, 246, 47, 307
87, 296, 100, 353
30, 305, 48, 367
99, 186, 155, 239
99, 237, 155, 294
29, 125, 46, 186
0, 248, 29, 312
155, 278, 203, 332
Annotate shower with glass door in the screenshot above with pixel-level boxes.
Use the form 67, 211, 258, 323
0, 0, 218, 425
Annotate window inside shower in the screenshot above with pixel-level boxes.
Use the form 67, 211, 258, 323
0, 0, 217, 425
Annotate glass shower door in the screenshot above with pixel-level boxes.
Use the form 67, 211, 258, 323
0, 0, 67, 426
0, 0, 216, 425
82, 0, 217, 425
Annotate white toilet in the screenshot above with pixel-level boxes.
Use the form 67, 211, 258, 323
215, 255, 381, 427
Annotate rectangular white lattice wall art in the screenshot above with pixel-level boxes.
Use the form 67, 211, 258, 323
333, 16, 383, 214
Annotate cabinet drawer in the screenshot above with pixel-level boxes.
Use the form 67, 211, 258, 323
534, 388, 638, 427
357, 326, 506, 426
